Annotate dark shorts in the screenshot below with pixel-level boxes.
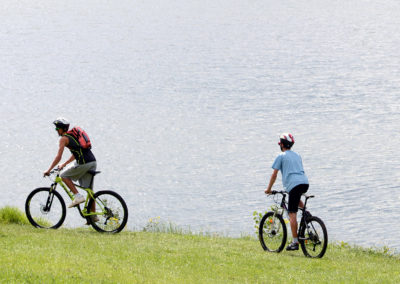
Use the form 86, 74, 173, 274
288, 184, 309, 213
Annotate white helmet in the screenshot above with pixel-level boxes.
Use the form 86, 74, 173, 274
53, 117, 70, 131
278, 133, 295, 148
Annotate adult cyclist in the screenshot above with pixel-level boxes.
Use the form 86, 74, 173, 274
43, 118, 97, 213
265, 133, 309, 251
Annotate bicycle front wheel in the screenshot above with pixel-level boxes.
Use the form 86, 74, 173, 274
25, 187, 66, 229
299, 216, 328, 258
87, 190, 128, 233
259, 212, 287, 252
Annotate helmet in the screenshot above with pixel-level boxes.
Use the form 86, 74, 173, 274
53, 117, 70, 131
278, 133, 295, 149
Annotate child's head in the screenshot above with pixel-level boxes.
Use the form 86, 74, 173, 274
278, 133, 295, 150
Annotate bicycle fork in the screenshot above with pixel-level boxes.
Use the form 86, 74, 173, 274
43, 184, 58, 212
270, 206, 285, 233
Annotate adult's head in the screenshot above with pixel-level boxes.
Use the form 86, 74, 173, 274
278, 133, 295, 150
53, 117, 70, 136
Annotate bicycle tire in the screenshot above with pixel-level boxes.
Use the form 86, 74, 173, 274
87, 190, 128, 233
299, 216, 328, 258
259, 212, 287, 253
25, 187, 66, 229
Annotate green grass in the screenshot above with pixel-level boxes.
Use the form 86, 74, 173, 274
0, 206, 29, 225
0, 208, 399, 283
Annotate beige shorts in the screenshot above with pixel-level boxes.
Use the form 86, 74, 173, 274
60, 161, 97, 188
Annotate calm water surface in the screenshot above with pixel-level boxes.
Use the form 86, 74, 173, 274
1, 0, 399, 251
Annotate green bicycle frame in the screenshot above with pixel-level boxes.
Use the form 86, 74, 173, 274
50, 175, 106, 217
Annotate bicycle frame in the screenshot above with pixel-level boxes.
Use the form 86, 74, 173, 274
48, 171, 105, 218
270, 191, 310, 237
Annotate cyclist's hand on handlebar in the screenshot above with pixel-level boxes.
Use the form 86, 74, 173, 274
43, 168, 60, 177
57, 164, 65, 170
264, 188, 272, 195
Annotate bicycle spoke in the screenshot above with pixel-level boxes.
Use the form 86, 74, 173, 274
88, 190, 128, 233
259, 212, 287, 252
25, 188, 66, 229
300, 216, 328, 258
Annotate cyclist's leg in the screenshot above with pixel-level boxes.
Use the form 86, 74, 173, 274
287, 211, 300, 250
62, 177, 79, 194
288, 184, 309, 240
78, 162, 97, 212
297, 184, 309, 209
61, 165, 81, 194
62, 161, 97, 194
288, 213, 298, 237
62, 163, 95, 208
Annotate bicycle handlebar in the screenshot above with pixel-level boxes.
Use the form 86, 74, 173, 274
270, 190, 315, 200
50, 168, 61, 174
45, 168, 61, 178
271, 190, 286, 195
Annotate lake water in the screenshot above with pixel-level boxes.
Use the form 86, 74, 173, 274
1, 0, 399, 251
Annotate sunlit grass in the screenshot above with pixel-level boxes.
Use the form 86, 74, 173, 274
32, 217, 53, 228
0, 208, 399, 283
0, 206, 29, 225
143, 216, 188, 234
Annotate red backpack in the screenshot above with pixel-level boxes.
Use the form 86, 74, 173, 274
66, 127, 92, 149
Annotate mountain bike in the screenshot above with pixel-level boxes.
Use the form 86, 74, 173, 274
258, 190, 328, 258
25, 169, 128, 233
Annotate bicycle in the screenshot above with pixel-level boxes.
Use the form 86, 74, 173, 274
258, 190, 328, 258
25, 168, 128, 233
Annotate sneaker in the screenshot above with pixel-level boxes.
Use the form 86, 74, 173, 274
85, 215, 99, 225
286, 242, 299, 251
68, 195, 85, 208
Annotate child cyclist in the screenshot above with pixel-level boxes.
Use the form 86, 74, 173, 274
265, 133, 309, 251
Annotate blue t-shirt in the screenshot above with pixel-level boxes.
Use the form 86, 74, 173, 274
272, 150, 309, 192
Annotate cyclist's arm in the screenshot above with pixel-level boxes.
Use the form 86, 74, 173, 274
265, 169, 279, 194
44, 137, 68, 175
59, 155, 75, 169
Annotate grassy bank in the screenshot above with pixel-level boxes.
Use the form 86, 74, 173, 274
0, 208, 399, 283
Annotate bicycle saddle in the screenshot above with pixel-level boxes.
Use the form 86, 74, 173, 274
88, 170, 101, 176
303, 194, 315, 199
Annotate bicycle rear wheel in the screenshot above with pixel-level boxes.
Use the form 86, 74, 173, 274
299, 216, 328, 258
25, 187, 66, 229
87, 190, 128, 233
259, 212, 287, 252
